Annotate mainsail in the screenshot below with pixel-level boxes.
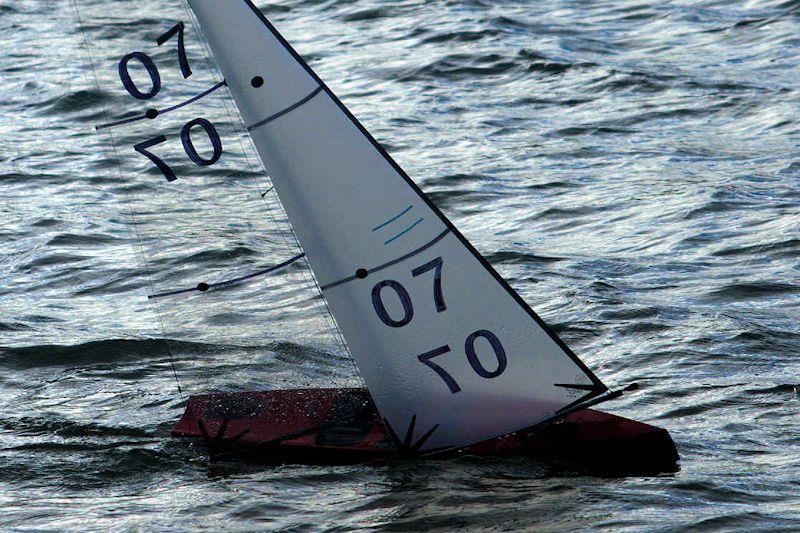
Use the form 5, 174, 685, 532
184, 0, 607, 451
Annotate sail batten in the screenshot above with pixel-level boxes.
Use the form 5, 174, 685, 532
247, 86, 323, 131
186, 0, 607, 450
320, 229, 452, 291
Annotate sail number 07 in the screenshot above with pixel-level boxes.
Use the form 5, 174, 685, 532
371, 256, 507, 393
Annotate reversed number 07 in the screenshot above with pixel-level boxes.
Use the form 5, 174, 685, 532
417, 330, 507, 394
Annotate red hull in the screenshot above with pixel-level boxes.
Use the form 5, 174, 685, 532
172, 388, 678, 472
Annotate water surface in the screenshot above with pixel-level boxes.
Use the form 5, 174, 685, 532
2, 0, 800, 530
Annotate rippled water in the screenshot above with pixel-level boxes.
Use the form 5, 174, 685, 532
2, 0, 800, 529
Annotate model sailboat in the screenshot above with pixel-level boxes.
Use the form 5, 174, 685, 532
72, 0, 677, 468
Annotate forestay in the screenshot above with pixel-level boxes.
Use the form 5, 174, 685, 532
186, 0, 607, 451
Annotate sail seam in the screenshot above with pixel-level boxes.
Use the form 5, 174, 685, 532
247, 86, 323, 131
554, 383, 597, 391
321, 228, 451, 291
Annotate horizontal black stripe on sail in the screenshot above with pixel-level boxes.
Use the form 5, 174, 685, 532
96, 81, 226, 130
320, 229, 451, 291
554, 383, 598, 391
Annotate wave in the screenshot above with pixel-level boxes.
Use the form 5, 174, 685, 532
0, 337, 348, 370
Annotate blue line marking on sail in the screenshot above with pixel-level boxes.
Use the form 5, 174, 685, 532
247, 86, 323, 131
385, 218, 423, 245
147, 252, 305, 299
95, 81, 226, 130
372, 205, 413, 231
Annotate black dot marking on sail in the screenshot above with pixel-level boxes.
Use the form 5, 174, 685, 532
355, 268, 368, 279
145, 108, 158, 119
251, 76, 264, 87
197, 282, 210, 292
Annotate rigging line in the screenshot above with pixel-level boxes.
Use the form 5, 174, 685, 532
384, 217, 423, 245
372, 205, 412, 231
321, 228, 451, 291
95, 81, 226, 130
70, 1, 184, 399
247, 86, 323, 131
148, 252, 305, 299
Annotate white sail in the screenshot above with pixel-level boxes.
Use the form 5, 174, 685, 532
187, 0, 606, 451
